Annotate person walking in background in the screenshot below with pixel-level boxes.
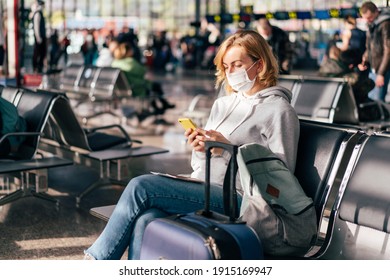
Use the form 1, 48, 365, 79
81, 29, 98, 65
359, 1, 390, 102
57, 31, 70, 66
151, 30, 174, 71
48, 29, 60, 70
0, 6, 5, 75
340, 15, 366, 58
31, 0, 47, 73
256, 18, 294, 74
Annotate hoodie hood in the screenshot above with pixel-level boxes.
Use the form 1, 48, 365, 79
376, 8, 390, 25
247, 85, 292, 103
369, 8, 390, 31
214, 86, 293, 134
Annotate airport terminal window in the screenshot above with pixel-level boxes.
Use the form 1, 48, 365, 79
125, 0, 139, 17
89, 4, 99, 17
113, 0, 126, 17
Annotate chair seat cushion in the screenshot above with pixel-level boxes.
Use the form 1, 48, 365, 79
87, 132, 127, 151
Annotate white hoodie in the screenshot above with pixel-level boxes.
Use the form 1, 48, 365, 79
190, 86, 300, 192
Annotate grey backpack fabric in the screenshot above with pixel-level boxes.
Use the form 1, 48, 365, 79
237, 143, 317, 256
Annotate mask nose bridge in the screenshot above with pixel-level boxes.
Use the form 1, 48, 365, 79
226, 65, 235, 74
226, 60, 257, 75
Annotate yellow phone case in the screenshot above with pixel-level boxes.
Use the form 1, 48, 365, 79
178, 118, 198, 130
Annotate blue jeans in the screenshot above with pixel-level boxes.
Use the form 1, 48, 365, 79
85, 174, 241, 260
368, 70, 390, 102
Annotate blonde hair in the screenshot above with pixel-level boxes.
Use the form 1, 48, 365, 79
213, 30, 279, 93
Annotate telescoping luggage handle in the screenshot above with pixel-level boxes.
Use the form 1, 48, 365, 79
202, 141, 241, 223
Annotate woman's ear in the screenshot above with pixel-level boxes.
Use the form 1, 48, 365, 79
256, 60, 263, 73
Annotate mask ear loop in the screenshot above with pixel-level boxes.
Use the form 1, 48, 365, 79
246, 60, 259, 72
247, 60, 261, 82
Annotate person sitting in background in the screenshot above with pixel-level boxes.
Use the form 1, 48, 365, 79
319, 46, 382, 121
324, 31, 341, 62
111, 42, 175, 121
319, 45, 348, 77
95, 37, 118, 67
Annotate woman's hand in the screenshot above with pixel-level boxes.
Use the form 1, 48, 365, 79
185, 128, 205, 152
185, 128, 230, 155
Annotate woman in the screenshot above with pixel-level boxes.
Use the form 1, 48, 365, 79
339, 15, 366, 58
111, 42, 175, 117
84, 30, 313, 260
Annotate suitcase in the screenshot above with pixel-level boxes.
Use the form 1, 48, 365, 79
140, 141, 264, 260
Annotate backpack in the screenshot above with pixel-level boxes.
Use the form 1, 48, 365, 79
238, 143, 313, 214
0, 97, 27, 154
237, 143, 317, 256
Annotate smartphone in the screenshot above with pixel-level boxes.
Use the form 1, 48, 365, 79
178, 118, 198, 131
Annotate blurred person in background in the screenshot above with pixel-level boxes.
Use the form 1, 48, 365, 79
340, 15, 366, 58
81, 29, 98, 65
324, 31, 341, 62
117, 27, 141, 63
95, 36, 118, 67
111, 42, 175, 120
48, 29, 60, 70
0, 7, 5, 75
256, 18, 294, 74
31, 0, 47, 73
359, 1, 390, 102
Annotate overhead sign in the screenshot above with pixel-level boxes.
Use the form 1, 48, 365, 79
205, 7, 361, 23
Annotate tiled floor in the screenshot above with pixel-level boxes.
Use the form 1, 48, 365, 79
0, 67, 218, 260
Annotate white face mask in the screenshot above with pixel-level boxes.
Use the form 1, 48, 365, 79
226, 61, 258, 92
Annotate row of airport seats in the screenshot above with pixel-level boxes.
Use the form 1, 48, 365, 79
0, 85, 73, 206
46, 64, 133, 124
0, 85, 169, 208
40, 89, 169, 206
278, 75, 390, 131
42, 63, 157, 125
279, 120, 390, 259
91, 119, 390, 260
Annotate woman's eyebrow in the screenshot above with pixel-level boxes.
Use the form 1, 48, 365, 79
222, 59, 242, 65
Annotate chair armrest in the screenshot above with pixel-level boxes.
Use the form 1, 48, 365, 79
84, 124, 143, 145
0, 132, 42, 144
